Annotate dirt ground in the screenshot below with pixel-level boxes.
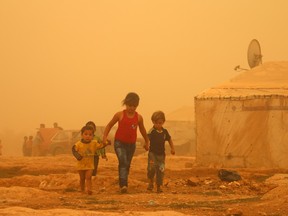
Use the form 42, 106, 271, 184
0, 153, 288, 216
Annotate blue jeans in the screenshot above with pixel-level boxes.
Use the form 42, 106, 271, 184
147, 152, 165, 186
114, 140, 136, 187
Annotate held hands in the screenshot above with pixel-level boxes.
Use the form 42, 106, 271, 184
103, 139, 111, 146
170, 148, 175, 155
143, 141, 149, 151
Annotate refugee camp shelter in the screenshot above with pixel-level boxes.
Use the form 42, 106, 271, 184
194, 61, 288, 168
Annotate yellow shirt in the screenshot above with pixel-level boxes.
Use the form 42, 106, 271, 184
74, 140, 105, 170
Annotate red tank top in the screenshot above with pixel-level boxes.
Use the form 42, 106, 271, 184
115, 110, 138, 144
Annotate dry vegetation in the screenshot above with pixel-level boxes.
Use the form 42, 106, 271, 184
0, 153, 288, 216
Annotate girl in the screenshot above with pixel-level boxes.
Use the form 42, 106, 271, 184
73, 125, 110, 195
102, 92, 149, 193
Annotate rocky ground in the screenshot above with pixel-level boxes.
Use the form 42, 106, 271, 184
0, 153, 288, 216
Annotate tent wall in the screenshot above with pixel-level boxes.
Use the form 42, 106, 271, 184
195, 97, 288, 168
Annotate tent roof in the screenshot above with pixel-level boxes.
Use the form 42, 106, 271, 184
195, 61, 288, 100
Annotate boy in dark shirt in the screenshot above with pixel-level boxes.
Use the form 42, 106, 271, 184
147, 111, 175, 193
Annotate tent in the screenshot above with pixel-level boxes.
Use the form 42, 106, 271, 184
194, 61, 288, 168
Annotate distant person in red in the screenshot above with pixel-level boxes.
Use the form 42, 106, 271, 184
102, 92, 150, 194
146, 111, 175, 193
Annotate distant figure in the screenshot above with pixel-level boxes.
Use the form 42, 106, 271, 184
25, 136, 33, 157
0, 139, 2, 156
53, 122, 63, 130
72, 125, 110, 195
146, 111, 175, 193
40, 123, 45, 128
22, 136, 28, 156
102, 92, 150, 194
32, 132, 42, 156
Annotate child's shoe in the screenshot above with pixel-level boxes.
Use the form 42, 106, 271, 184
147, 179, 154, 191
120, 186, 128, 194
156, 185, 163, 193
147, 183, 153, 191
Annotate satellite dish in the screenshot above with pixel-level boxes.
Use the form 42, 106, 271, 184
247, 39, 263, 68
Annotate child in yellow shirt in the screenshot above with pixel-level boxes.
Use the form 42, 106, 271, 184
73, 125, 110, 195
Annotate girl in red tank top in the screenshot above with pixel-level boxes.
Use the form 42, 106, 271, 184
102, 92, 150, 193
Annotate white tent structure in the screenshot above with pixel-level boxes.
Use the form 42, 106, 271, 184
195, 61, 288, 168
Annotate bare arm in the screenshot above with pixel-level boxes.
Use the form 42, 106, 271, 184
168, 139, 175, 155
138, 114, 150, 150
72, 144, 83, 161
102, 112, 121, 144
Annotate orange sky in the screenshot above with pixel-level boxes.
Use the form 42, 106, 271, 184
1, 0, 288, 138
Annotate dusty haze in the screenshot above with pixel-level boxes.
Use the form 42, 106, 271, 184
1, 1, 288, 155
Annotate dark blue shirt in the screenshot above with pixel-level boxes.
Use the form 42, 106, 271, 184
148, 127, 171, 155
